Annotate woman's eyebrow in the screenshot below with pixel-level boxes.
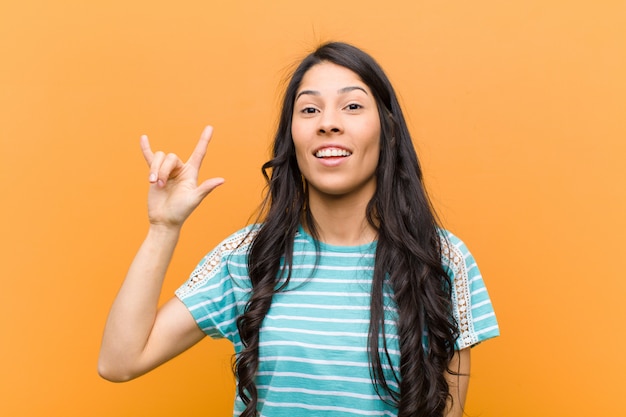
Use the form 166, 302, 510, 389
338, 86, 368, 95
295, 90, 319, 100
295, 86, 368, 101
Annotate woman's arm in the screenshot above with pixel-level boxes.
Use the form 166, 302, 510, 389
445, 348, 471, 417
98, 126, 224, 382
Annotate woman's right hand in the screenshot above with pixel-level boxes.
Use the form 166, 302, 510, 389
99, 126, 220, 381
140, 126, 225, 228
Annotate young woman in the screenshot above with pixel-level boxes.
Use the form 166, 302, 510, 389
99, 42, 499, 417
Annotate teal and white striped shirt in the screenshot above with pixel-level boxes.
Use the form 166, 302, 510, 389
176, 225, 499, 416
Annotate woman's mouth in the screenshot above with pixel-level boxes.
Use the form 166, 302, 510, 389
315, 148, 352, 158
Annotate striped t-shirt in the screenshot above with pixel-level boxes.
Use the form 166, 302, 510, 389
175, 225, 499, 417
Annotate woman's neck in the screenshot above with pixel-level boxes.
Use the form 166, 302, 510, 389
304, 191, 377, 246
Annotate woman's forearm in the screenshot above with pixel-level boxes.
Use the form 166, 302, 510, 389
98, 225, 181, 380
445, 348, 471, 417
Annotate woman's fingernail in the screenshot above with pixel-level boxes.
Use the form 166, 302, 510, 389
149, 173, 157, 182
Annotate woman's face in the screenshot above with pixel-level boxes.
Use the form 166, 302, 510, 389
291, 62, 381, 203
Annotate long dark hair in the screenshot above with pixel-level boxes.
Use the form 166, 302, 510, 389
235, 42, 459, 417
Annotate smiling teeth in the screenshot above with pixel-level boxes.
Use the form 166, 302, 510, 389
315, 149, 352, 158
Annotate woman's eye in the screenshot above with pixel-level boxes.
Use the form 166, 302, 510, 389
301, 107, 318, 114
346, 103, 362, 110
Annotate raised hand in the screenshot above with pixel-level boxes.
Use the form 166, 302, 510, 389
140, 126, 225, 228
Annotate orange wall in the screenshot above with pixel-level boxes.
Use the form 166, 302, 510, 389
1, 1, 625, 416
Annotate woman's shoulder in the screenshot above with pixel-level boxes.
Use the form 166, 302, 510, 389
437, 229, 479, 276
211, 224, 261, 254
438, 228, 471, 256
176, 225, 260, 297
191, 224, 261, 276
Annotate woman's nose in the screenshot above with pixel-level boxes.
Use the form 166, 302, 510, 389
317, 111, 343, 135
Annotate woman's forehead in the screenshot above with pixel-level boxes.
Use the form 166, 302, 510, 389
297, 62, 369, 95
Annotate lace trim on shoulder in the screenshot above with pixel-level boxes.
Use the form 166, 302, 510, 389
178, 228, 258, 295
440, 236, 477, 348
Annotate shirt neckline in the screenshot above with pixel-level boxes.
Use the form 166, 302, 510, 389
296, 224, 378, 253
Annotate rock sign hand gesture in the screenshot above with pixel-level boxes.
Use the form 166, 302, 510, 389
140, 126, 225, 228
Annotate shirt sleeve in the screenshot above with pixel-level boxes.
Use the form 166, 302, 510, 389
175, 227, 255, 343
441, 231, 500, 350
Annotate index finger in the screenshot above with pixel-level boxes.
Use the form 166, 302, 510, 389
187, 125, 213, 169
140, 134, 154, 166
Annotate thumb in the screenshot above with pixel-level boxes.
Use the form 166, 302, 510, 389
196, 177, 225, 200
